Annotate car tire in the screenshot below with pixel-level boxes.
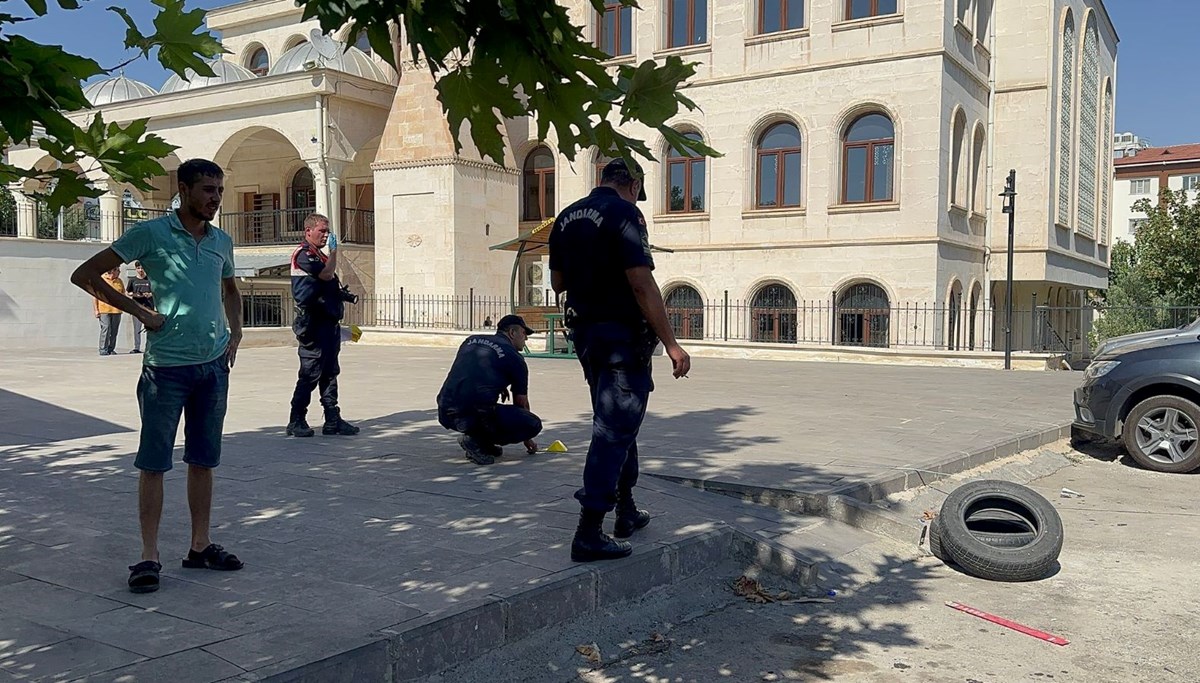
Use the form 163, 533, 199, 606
936, 480, 1063, 582
1122, 395, 1200, 473
929, 510, 1038, 562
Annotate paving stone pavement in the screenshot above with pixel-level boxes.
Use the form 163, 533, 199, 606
0, 346, 1081, 681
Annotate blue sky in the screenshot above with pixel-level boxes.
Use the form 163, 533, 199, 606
9, 0, 1199, 147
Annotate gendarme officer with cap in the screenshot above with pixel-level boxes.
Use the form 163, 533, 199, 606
437, 314, 543, 465
549, 157, 692, 562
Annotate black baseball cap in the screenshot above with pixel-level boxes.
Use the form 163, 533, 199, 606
602, 158, 647, 201
497, 314, 535, 335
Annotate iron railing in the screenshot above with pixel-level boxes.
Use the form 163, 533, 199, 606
224, 287, 1200, 360
341, 208, 375, 244
222, 208, 313, 246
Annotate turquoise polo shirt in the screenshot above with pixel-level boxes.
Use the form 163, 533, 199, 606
111, 211, 236, 367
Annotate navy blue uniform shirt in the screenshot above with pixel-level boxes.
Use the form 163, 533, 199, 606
291, 242, 342, 318
548, 187, 654, 326
437, 333, 530, 412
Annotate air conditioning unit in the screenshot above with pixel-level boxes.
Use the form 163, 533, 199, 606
523, 260, 548, 306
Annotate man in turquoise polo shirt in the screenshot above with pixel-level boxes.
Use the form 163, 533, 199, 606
70, 158, 245, 593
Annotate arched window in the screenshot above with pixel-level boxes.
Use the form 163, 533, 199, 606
842, 113, 894, 204
522, 147, 555, 222
594, 153, 613, 187
247, 47, 269, 76
947, 280, 964, 350
668, 0, 707, 48
1100, 82, 1113, 244
837, 282, 889, 347
666, 132, 706, 213
1056, 11, 1076, 225
1077, 15, 1100, 238
950, 110, 967, 207
756, 122, 802, 208
665, 285, 704, 340
290, 167, 315, 210
751, 284, 797, 343
971, 127, 986, 213
968, 282, 982, 350
759, 0, 804, 34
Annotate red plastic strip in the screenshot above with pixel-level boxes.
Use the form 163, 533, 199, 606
945, 601, 1070, 646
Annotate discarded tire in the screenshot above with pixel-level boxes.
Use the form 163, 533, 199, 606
934, 480, 1063, 582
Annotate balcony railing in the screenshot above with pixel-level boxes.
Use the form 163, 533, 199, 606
342, 207, 375, 244
222, 208, 311, 246
222, 208, 376, 246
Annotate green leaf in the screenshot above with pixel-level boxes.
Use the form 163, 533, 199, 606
108, 0, 225, 78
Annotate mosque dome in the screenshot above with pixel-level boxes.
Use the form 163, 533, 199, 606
82, 74, 158, 106
268, 41, 388, 82
161, 59, 257, 93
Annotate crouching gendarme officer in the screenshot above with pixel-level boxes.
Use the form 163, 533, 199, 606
437, 315, 542, 465
286, 213, 359, 437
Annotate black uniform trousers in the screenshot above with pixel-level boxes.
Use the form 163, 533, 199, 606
290, 313, 341, 420
570, 322, 654, 513
438, 404, 542, 447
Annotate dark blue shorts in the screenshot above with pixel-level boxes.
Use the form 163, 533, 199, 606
134, 357, 230, 472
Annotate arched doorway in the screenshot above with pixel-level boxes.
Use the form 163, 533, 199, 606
968, 283, 982, 350
289, 167, 316, 233
665, 285, 704, 340
947, 280, 963, 350
837, 282, 890, 347
751, 283, 797, 343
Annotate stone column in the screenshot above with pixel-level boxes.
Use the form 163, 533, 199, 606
99, 190, 122, 243
308, 159, 345, 237
10, 185, 37, 238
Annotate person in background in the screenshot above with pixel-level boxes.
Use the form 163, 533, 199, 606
126, 261, 155, 354
287, 213, 359, 437
95, 266, 125, 356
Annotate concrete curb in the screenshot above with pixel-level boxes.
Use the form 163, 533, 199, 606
644, 422, 1074, 546
215, 525, 812, 683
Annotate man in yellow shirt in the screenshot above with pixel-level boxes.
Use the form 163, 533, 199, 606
95, 267, 125, 355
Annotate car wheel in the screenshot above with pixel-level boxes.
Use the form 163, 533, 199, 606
936, 480, 1063, 582
1122, 395, 1200, 473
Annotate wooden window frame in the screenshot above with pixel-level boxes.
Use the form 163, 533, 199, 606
841, 117, 895, 205
668, 0, 706, 48
755, 124, 802, 209
845, 0, 897, 21
758, 0, 804, 34
666, 141, 705, 214
597, 3, 633, 57
522, 149, 555, 222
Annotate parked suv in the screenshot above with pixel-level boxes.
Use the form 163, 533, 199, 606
1074, 335, 1200, 473
1092, 315, 1200, 358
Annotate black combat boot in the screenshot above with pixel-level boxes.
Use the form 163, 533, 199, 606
571, 508, 632, 562
613, 489, 651, 539
286, 416, 314, 438
322, 407, 360, 436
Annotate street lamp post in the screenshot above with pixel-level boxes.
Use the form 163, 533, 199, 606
1000, 169, 1017, 370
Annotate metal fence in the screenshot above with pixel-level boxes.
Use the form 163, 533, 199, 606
224, 288, 1200, 361
240, 288, 514, 333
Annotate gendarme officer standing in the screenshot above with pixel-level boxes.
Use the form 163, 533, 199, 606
549, 158, 692, 562
286, 213, 359, 438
